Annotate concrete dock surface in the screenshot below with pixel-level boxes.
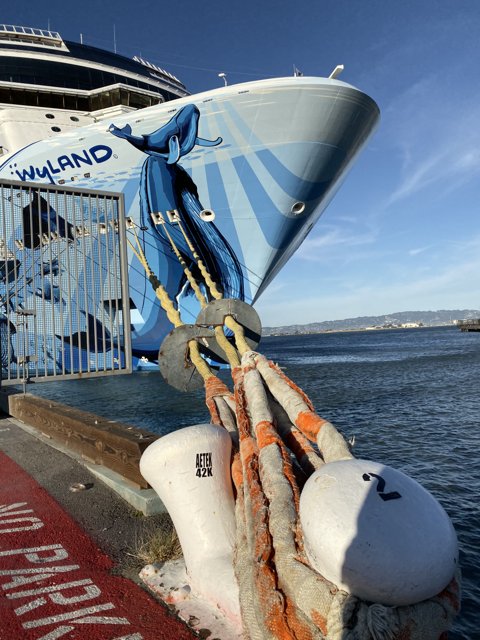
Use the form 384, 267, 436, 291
0, 415, 196, 640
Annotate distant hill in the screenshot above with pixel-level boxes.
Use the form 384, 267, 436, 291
262, 309, 480, 336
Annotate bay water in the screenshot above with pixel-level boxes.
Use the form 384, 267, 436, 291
31, 326, 480, 638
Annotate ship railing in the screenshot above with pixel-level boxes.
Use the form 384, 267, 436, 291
132, 55, 183, 86
0, 24, 66, 49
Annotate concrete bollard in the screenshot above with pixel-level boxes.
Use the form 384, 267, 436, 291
140, 423, 240, 622
299, 458, 459, 606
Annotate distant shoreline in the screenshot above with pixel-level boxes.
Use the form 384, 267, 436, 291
262, 324, 457, 338
261, 309, 479, 338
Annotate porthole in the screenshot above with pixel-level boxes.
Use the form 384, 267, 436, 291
70, 116, 79, 122
291, 201, 305, 215
45, 113, 55, 119
51, 126, 61, 132
199, 209, 215, 222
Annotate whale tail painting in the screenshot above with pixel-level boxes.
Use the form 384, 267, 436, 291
109, 104, 244, 303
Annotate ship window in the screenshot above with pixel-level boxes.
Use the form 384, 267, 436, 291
0, 83, 160, 114
109, 88, 121, 106
0, 55, 180, 99
41, 93, 56, 108
53, 94, 66, 109
119, 88, 129, 106
79, 96, 89, 110
128, 92, 151, 109
23, 92, 38, 107
64, 94, 79, 110
51, 126, 61, 132
10, 89, 24, 104
70, 116, 79, 122
99, 91, 111, 110
90, 94, 100, 111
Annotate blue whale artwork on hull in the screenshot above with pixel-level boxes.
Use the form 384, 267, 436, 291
109, 104, 244, 308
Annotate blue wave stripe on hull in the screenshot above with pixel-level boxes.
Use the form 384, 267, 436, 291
223, 100, 342, 200
229, 155, 306, 250
204, 161, 247, 265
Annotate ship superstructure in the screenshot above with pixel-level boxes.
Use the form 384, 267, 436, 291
0, 24, 188, 154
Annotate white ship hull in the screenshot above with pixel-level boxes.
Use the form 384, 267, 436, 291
0, 76, 379, 357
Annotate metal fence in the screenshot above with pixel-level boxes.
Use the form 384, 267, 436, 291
0, 179, 131, 385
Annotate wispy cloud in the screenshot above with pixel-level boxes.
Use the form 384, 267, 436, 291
256, 236, 480, 326
387, 136, 480, 205
382, 72, 480, 206
297, 222, 378, 263
408, 246, 430, 256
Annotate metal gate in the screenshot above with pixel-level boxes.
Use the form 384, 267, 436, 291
0, 179, 131, 385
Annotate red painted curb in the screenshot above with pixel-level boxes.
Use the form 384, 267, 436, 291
0, 452, 195, 640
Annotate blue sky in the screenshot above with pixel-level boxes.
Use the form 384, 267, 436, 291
5, 1, 480, 324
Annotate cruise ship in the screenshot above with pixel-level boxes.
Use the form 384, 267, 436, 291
0, 25, 379, 371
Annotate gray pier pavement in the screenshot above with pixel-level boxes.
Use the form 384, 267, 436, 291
0, 414, 169, 581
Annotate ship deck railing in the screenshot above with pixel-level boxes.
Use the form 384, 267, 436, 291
0, 24, 66, 49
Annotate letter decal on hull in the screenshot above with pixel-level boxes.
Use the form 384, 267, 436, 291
11, 145, 114, 186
